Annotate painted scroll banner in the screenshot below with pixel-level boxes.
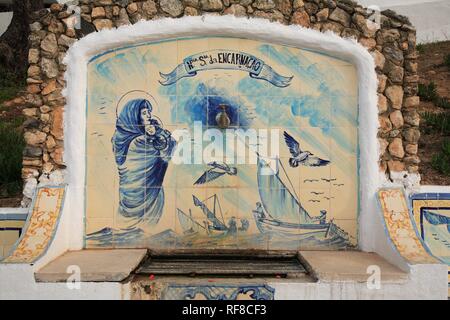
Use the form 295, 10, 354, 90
159, 50, 293, 87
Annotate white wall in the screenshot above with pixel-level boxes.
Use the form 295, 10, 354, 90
0, 264, 125, 300
271, 265, 448, 300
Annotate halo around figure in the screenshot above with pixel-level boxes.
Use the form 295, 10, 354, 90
116, 90, 160, 118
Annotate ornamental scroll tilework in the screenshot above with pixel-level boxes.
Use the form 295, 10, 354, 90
410, 193, 450, 294
160, 284, 275, 300
85, 37, 359, 251
377, 188, 437, 265
1, 187, 66, 263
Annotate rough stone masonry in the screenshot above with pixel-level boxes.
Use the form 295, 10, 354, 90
21, 0, 420, 205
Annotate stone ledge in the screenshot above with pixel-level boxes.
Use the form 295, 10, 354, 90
35, 249, 148, 283
35, 249, 409, 284
299, 251, 409, 283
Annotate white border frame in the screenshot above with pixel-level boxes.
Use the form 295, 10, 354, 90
61, 15, 402, 267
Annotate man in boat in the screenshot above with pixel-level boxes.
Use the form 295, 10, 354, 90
203, 220, 211, 235
239, 219, 250, 232
319, 210, 327, 224
305, 209, 327, 224
253, 202, 266, 220
227, 217, 238, 235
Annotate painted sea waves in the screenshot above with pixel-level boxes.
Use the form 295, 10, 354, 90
421, 209, 450, 264
85, 37, 359, 250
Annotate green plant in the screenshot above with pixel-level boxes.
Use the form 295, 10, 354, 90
420, 112, 450, 135
418, 82, 450, 109
0, 65, 25, 104
445, 53, 450, 69
0, 118, 25, 197
434, 96, 450, 110
432, 139, 450, 176
418, 82, 438, 102
416, 44, 425, 54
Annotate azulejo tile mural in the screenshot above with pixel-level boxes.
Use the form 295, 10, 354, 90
410, 193, 450, 293
85, 37, 359, 250
160, 284, 275, 300
130, 281, 275, 300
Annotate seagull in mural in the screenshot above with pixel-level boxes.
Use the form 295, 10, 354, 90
194, 161, 238, 185
283, 131, 330, 168
304, 179, 319, 183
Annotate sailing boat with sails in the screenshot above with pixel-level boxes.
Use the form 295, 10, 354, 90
176, 208, 207, 235
178, 193, 250, 237
254, 156, 345, 240
191, 194, 231, 235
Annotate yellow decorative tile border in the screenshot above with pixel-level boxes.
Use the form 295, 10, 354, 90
377, 188, 438, 265
2, 186, 66, 264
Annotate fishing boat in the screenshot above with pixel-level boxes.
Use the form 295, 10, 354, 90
193, 194, 230, 235
254, 156, 339, 240
176, 208, 207, 235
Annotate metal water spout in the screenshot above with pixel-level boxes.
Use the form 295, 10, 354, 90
215, 104, 231, 129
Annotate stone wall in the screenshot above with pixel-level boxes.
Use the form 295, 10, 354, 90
21, 0, 419, 204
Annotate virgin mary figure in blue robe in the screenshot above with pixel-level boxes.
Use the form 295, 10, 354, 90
112, 99, 176, 229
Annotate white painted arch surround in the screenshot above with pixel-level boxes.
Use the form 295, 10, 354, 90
52, 15, 405, 270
